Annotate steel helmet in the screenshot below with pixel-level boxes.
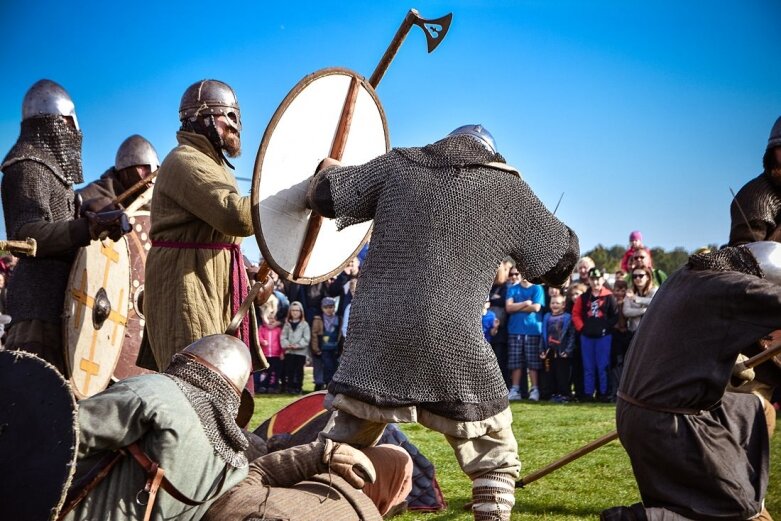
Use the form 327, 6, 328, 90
115, 134, 160, 171
179, 79, 241, 131
448, 124, 496, 154
181, 334, 252, 395
22, 79, 79, 130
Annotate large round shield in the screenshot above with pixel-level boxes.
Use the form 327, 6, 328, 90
112, 210, 153, 381
252, 67, 389, 284
63, 237, 131, 399
0, 350, 78, 520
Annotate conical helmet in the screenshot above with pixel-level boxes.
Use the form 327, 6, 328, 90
179, 79, 241, 131
22, 79, 79, 130
115, 135, 160, 171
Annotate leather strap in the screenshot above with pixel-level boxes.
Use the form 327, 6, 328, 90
617, 391, 716, 416
57, 452, 125, 520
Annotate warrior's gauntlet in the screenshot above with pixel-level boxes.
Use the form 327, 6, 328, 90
84, 209, 131, 242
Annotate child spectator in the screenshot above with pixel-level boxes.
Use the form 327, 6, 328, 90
620, 231, 648, 272
506, 274, 545, 401
256, 306, 284, 394
609, 279, 633, 401
281, 301, 310, 394
540, 294, 576, 402
311, 297, 341, 388
572, 268, 618, 402
482, 297, 499, 342
566, 282, 588, 398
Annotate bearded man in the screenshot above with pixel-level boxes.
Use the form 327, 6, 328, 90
308, 125, 579, 521
138, 79, 260, 372
79, 134, 159, 210
729, 116, 781, 246
603, 243, 781, 521
1, 79, 129, 375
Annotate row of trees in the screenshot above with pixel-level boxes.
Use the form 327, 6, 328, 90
583, 244, 719, 277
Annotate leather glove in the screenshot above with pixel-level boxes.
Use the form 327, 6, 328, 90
84, 210, 131, 241
322, 438, 376, 488
728, 353, 756, 390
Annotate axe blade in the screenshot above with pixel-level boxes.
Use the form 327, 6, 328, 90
412, 12, 453, 53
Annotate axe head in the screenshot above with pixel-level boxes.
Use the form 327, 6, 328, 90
410, 10, 453, 53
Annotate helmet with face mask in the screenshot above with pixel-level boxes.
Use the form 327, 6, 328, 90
22, 79, 79, 130
179, 79, 241, 132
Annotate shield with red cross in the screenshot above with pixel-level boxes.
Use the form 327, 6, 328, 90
63, 237, 131, 399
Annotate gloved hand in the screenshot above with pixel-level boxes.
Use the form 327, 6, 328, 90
84, 209, 131, 241
322, 439, 376, 489
728, 353, 756, 390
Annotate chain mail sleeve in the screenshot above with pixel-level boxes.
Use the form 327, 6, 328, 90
2, 161, 90, 255
319, 152, 396, 230
506, 178, 579, 286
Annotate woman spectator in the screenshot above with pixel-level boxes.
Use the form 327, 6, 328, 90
623, 266, 658, 333
572, 257, 595, 285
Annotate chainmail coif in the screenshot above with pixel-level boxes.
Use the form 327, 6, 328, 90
687, 246, 763, 278
2, 115, 83, 185
164, 353, 249, 468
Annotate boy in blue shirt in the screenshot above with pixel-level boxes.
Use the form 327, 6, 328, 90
505, 272, 545, 401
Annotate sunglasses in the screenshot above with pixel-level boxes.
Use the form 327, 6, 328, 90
509, 272, 520, 277
633, 256, 647, 260
632, 273, 647, 279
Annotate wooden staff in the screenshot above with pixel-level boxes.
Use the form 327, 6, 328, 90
98, 170, 159, 212
0, 238, 37, 257
516, 342, 781, 488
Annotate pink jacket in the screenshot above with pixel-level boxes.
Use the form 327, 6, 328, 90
259, 324, 284, 358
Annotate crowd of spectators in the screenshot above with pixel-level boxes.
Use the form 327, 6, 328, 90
485, 232, 665, 403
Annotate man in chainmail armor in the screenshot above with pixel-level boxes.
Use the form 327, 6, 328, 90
62, 335, 252, 520
79, 134, 160, 210
137, 79, 261, 373
729, 116, 781, 245
308, 125, 579, 521
1, 79, 129, 375
602, 243, 781, 521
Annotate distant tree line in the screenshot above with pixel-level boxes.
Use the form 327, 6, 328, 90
584, 244, 720, 277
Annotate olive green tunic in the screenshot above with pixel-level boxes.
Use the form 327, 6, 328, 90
65, 374, 248, 521
141, 131, 257, 371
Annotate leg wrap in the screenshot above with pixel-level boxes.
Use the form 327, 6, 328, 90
471, 471, 515, 521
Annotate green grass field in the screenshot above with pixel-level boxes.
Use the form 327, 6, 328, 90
248, 382, 780, 520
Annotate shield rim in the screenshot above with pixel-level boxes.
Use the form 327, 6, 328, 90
0, 350, 79, 520
63, 236, 132, 399
251, 66, 389, 284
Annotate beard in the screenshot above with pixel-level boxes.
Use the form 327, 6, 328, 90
223, 128, 241, 158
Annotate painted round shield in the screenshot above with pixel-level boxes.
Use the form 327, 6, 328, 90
112, 211, 153, 381
0, 350, 78, 520
63, 237, 131, 399
252, 67, 389, 284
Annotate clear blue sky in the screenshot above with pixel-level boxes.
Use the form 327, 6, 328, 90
2, 1, 780, 263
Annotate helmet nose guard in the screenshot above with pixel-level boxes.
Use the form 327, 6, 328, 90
179, 79, 242, 132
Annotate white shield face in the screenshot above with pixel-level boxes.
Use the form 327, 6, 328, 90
64, 237, 131, 398
252, 67, 389, 284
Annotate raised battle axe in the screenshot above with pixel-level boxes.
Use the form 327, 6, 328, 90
227, 9, 452, 338
0, 238, 37, 257
515, 341, 781, 489
290, 8, 453, 279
